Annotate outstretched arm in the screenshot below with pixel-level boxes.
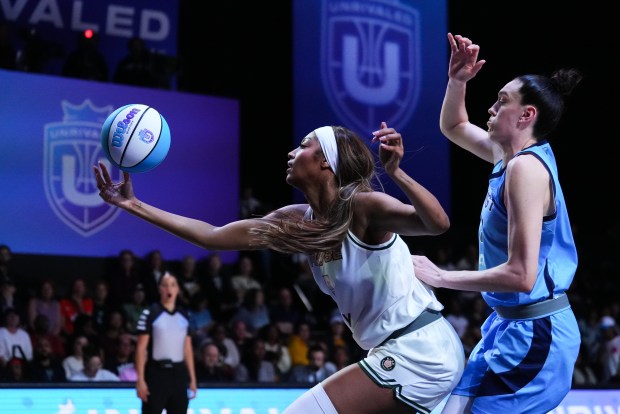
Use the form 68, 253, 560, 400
93, 162, 303, 251
440, 33, 495, 163
412, 155, 547, 292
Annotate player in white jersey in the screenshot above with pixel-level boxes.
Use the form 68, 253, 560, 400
94, 122, 464, 413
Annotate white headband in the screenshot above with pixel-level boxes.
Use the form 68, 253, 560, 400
314, 126, 338, 175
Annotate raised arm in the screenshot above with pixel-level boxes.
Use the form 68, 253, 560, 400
440, 33, 496, 163
367, 122, 449, 237
93, 162, 305, 251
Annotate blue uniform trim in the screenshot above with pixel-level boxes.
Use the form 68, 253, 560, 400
477, 317, 552, 396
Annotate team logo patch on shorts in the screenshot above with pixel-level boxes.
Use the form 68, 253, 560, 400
380, 356, 396, 371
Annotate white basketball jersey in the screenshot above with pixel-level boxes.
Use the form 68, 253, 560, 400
307, 225, 443, 350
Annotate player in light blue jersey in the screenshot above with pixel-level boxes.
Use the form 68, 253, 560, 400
413, 33, 582, 413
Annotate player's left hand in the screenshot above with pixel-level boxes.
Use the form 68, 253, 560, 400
372, 121, 404, 175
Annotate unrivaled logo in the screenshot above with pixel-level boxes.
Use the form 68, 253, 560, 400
320, 0, 421, 134
43, 99, 123, 237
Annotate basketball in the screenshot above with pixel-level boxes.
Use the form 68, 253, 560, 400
100, 104, 171, 173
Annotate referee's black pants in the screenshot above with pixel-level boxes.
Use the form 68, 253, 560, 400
143, 360, 189, 414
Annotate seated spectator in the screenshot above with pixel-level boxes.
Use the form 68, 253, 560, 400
321, 311, 363, 363
140, 249, 167, 304
195, 342, 234, 383
69, 348, 120, 381
99, 309, 128, 359
188, 293, 214, 348
91, 279, 112, 333
0, 356, 30, 382
234, 338, 277, 383
200, 253, 238, 321
28, 279, 63, 336
104, 333, 137, 381
230, 287, 270, 335
29, 314, 65, 359
230, 319, 254, 358
260, 323, 291, 378
0, 307, 33, 364
122, 283, 148, 334
72, 314, 101, 351
599, 315, 620, 383
287, 321, 312, 367
177, 254, 202, 306
230, 255, 262, 304
59, 277, 94, 338
288, 344, 337, 385
107, 249, 142, 307
331, 344, 351, 372
203, 323, 240, 369
29, 337, 66, 382
268, 286, 305, 336
0, 279, 25, 320
62, 334, 88, 379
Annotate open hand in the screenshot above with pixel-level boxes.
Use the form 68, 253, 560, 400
93, 162, 136, 208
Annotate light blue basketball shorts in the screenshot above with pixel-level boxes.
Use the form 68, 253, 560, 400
452, 306, 580, 413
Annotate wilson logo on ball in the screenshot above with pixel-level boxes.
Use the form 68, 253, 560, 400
101, 104, 171, 173
111, 107, 142, 148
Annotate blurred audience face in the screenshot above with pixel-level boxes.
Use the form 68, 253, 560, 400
278, 287, 293, 307
72, 278, 86, 298
207, 254, 222, 275
120, 251, 135, 272
117, 334, 134, 358
94, 281, 108, 302
40, 281, 54, 300
308, 348, 327, 370
83, 354, 103, 377
35, 337, 53, 360
202, 343, 220, 368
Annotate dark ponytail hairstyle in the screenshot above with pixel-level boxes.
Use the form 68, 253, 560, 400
516, 68, 582, 139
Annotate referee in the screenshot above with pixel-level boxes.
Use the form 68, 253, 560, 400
135, 272, 197, 414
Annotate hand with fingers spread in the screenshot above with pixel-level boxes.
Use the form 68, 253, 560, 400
371, 121, 404, 175
447, 32, 486, 83
93, 162, 136, 208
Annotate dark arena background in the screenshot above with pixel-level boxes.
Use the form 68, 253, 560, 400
0, 0, 617, 412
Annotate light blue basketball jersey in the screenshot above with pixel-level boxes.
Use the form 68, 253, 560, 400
478, 140, 578, 307
453, 141, 580, 412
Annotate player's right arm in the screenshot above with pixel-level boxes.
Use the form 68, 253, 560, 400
440, 33, 495, 163
93, 162, 306, 251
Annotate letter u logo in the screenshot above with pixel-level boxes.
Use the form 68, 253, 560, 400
342, 36, 400, 105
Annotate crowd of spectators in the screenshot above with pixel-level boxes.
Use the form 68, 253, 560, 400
0, 242, 366, 385
0, 213, 619, 388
